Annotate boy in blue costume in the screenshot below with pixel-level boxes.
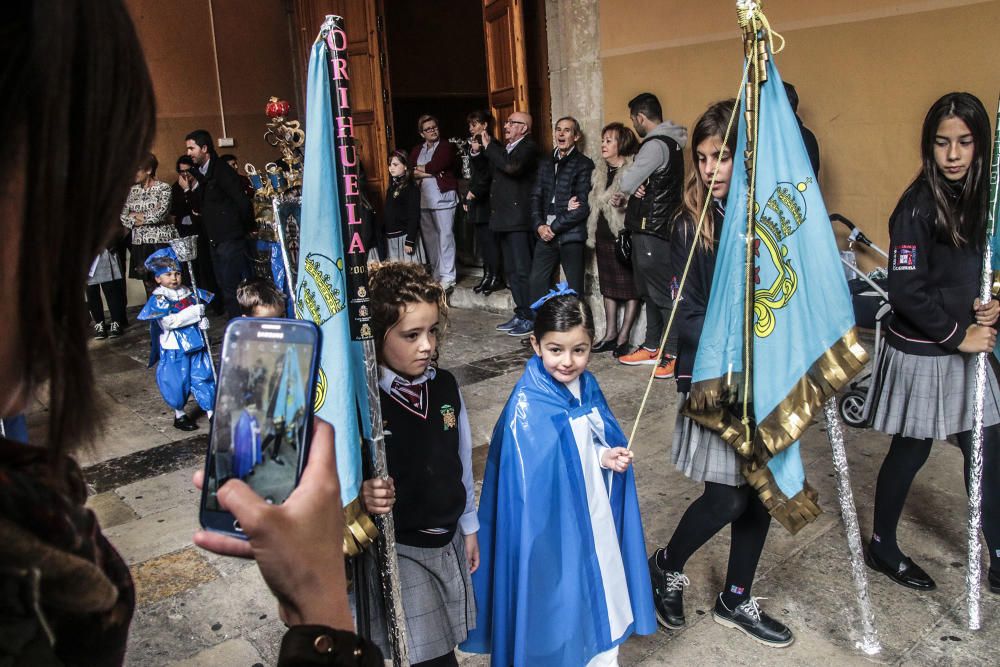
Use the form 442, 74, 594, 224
463, 286, 655, 666
138, 248, 215, 431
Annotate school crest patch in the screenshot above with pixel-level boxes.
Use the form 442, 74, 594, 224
892, 244, 917, 271
440, 404, 457, 431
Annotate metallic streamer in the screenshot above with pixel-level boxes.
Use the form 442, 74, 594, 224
823, 397, 881, 655
967, 93, 1000, 631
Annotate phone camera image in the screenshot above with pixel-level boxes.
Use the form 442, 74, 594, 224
204, 328, 314, 511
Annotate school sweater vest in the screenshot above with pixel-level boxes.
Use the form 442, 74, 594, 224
380, 369, 466, 548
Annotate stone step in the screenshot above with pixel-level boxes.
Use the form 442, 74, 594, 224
448, 273, 515, 314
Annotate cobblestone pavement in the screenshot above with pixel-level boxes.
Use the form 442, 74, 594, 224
43, 290, 998, 666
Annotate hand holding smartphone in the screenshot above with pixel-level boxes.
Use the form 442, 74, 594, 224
199, 317, 322, 539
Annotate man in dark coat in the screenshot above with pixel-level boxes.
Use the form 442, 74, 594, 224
181, 129, 254, 320
783, 82, 821, 177
471, 111, 540, 333
526, 116, 594, 331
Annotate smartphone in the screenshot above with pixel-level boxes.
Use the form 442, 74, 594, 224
199, 317, 322, 538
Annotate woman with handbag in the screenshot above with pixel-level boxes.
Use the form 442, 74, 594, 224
585, 122, 642, 357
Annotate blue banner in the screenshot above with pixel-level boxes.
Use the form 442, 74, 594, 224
688, 51, 866, 532
295, 39, 368, 505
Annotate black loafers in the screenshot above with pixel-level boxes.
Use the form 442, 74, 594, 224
865, 549, 936, 591
173, 414, 199, 432
592, 339, 618, 354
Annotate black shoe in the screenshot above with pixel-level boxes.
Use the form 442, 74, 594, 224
648, 551, 688, 629
712, 595, 794, 648
93, 322, 108, 340
989, 569, 1000, 595
473, 273, 490, 294
173, 414, 199, 431
108, 322, 124, 338
864, 548, 936, 591
482, 276, 506, 296
592, 339, 617, 354
496, 316, 519, 331
612, 342, 630, 358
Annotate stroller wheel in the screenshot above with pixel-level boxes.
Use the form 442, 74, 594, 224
838, 390, 868, 428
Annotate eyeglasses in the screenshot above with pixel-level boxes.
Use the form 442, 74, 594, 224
421, 126, 439, 133
504, 119, 527, 126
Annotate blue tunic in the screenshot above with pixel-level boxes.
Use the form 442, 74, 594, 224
462, 355, 655, 666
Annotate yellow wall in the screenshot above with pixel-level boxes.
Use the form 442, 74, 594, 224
599, 0, 999, 257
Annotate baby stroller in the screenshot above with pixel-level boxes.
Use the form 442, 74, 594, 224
831, 214, 891, 427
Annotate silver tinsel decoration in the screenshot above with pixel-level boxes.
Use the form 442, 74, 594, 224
823, 397, 881, 654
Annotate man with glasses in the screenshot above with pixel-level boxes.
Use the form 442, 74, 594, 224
410, 114, 460, 291
471, 111, 539, 336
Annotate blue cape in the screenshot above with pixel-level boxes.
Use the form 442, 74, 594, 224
462, 355, 655, 665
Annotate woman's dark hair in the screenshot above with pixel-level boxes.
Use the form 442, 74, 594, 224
678, 99, 738, 250
532, 293, 595, 342
466, 110, 492, 129
6, 0, 156, 457
237, 277, 287, 316
368, 262, 448, 364
601, 122, 639, 158
138, 152, 158, 176
913, 92, 990, 247
388, 149, 414, 188
176, 155, 195, 172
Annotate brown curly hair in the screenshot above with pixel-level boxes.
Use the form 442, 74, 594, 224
368, 262, 448, 364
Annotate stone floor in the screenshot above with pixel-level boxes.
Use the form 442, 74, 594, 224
34, 280, 999, 665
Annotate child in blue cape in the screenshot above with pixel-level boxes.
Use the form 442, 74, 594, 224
137, 247, 215, 431
463, 285, 655, 667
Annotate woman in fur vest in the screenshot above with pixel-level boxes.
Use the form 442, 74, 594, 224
586, 122, 641, 356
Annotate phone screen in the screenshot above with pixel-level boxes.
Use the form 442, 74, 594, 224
203, 320, 318, 514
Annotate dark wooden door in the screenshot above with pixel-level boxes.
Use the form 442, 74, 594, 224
482, 0, 530, 130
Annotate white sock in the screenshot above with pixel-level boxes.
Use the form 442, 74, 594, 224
174, 410, 186, 419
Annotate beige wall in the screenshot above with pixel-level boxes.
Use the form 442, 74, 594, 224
599, 0, 999, 257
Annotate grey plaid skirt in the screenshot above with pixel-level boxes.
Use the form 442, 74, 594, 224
671, 393, 744, 487
363, 530, 475, 663
866, 345, 1000, 440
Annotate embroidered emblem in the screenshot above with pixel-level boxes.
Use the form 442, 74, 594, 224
892, 244, 917, 271
440, 403, 457, 430
729, 584, 745, 595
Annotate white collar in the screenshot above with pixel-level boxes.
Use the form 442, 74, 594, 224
378, 364, 437, 393
153, 285, 192, 300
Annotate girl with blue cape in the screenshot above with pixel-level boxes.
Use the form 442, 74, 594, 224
462, 287, 655, 666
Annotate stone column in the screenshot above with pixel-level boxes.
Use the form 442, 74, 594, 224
544, 0, 645, 346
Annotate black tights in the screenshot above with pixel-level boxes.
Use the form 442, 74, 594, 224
413, 650, 458, 667
662, 481, 772, 608
871, 426, 1000, 571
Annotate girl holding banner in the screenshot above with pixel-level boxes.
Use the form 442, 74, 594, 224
865, 92, 1000, 595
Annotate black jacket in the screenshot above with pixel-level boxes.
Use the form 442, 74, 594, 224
885, 177, 980, 356
670, 203, 725, 393
624, 135, 685, 240
476, 137, 540, 233
382, 178, 421, 248
530, 148, 595, 245
185, 157, 253, 243
466, 145, 492, 225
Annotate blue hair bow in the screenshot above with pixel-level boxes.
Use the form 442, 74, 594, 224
529, 282, 577, 311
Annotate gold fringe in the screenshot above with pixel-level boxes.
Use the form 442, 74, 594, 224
685, 328, 868, 459
743, 461, 821, 534
684, 328, 868, 533
343, 497, 379, 556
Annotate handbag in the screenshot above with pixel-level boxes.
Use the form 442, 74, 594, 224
614, 229, 632, 266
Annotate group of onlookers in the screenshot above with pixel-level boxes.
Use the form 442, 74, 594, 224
88, 131, 258, 337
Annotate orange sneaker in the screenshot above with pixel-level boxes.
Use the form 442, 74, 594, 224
654, 357, 676, 379
618, 347, 660, 366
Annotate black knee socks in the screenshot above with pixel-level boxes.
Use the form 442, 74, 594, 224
871, 434, 932, 566
660, 482, 771, 607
